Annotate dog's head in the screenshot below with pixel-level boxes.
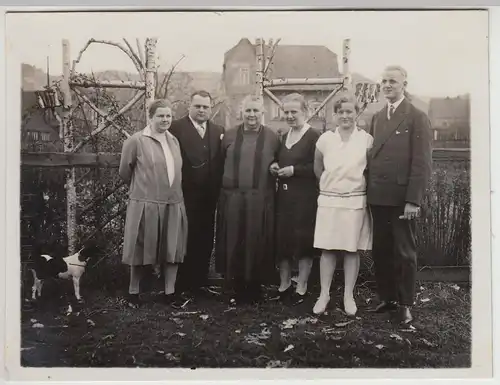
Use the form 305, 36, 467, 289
77, 242, 100, 265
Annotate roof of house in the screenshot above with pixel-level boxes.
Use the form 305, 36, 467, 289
428, 95, 470, 122
22, 90, 59, 134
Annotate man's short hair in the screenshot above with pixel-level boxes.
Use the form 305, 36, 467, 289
190, 90, 212, 102
241, 94, 265, 111
384, 65, 408, 80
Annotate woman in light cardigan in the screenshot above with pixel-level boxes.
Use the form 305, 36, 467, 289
119, 99, 188, 308
312, 96, 373, 316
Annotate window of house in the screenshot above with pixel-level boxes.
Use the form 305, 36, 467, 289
237, 67, 250, 86
309, 101, 326, 119
271, 103, 282, 120
41, 133, 51, 142
27, 131, 40, 141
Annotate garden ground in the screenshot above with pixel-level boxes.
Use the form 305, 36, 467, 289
21, 279, 470, 368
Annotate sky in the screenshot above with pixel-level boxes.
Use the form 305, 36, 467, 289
6, 10, 489, 98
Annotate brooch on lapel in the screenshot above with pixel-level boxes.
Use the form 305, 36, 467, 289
395, 130, 401, 135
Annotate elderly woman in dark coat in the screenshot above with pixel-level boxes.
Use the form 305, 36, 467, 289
119, 99, 188, 308
215, 95, 280, 304
271, 93, 320, 305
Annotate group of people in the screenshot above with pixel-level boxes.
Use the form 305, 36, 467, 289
118, 65, 432, 325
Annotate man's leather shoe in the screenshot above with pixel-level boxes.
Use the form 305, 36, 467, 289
399, 306, 413, 324
370, 301, 398, 313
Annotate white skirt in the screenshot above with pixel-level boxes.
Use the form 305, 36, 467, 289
313, 205, 373, 252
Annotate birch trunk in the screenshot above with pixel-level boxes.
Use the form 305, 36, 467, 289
145, 38, 158, 125
62, 39, 77, 254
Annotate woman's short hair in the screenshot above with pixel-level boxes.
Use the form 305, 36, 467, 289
148, 99, 173, 119
282, 93, 308, 112
333, 96, 360, 114
241, 94, 265, 111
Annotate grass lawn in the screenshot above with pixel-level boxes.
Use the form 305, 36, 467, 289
21, 280, 470, 368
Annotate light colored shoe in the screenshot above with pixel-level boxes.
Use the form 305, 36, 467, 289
313, 295, 330, 315
344, 295, 357, 316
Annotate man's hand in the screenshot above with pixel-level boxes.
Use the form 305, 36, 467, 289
269, 162, 280, 177
399, 203, 421, 220
277, 166, 294, 178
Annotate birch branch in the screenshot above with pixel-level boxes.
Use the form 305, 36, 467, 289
263, 38, 281, 77
71, 38, 144, 79
136, 38, 145, 67
72, 87, 131, 139
71, 90, 145, 153
159, 54, 186, 99
123, 38, 145, 71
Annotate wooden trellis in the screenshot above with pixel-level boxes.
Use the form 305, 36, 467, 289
28, 37, 158, 254
253, 38, 380, 123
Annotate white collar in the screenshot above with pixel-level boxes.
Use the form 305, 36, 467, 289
143, 125, 169, 140
388, 96, 405, 110
285, 122, 311, 149
189, 115, 207, 129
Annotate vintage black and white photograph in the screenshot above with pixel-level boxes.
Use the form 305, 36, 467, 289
3, 8, 492, 379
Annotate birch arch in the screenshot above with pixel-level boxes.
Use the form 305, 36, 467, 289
59, 37, 158, 254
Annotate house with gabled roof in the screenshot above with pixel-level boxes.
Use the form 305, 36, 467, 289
428, 94, 470, 146
221, 38, 429, 133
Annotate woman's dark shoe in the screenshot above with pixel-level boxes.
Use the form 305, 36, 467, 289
160, 293, 185, 309
277, 285, 294, 301
126, 293, 141, 308
290, 291, 308, 306
370, 300, 398, 313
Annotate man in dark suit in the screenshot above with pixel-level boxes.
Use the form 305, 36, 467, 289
367, 66, 432, 324
169, 90, 225, 296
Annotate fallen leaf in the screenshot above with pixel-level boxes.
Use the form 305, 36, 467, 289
304, 331, 316, 336
175, 332, 186, 337
327, 335, 343, 341
420, 338, 437, 347
356, 317, 362, 320
283, 344, 294, 352
420, 298, 431, 303
334, 320, 354, 327
87, 319, 96, 327
299, 317, 318, 325
400, 328, 417, 333
200, 314, 209, 321
235, 329, 241, 334
30, 319, 37, 324
165, 353, 180, 362
266, 359, 291, 368
223, 307, 236, 313
180, 299, 191, 308
353, 356, 361, 363
366, 298, 372, 303
451, 284, 460, 291
282, 318, 299, 329
32, 323, 44, 328
172, 311, 199, 316
390, 333, 403, 341
260, 323, 267, 327
361, 339, 374, 345
420, 286, 425, 290
375, 344, 385, 350
157, 350, 165, 354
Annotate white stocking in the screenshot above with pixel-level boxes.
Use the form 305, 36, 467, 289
278, 259, 292, 292
164, 263, 179, 295
343, 252, 360, 315
313, 251, 337, 314
296, 257, 313, 295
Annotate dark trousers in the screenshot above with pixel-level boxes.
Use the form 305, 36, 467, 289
370, 205, 418, 306
177, 194, 217, 292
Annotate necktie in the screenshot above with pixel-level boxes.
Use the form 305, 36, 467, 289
198, 124, 205, 138
388, 105, 395, 120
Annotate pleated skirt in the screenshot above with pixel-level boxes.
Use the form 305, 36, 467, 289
313, 205, 373, 252
122, 199, 188, 266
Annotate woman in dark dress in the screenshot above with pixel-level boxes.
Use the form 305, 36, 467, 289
215, 95, 280, 304
271, 93, 320, 305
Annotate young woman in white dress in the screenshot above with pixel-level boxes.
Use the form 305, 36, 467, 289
312, 96, 374, 316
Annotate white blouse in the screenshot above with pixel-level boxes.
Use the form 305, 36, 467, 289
316, 127, 373, 209
146, 126, 176, 187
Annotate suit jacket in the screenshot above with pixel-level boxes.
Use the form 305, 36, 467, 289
367, 98, 433, 207
169, 115, 225, 204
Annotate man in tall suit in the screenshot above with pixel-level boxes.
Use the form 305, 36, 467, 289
169, 90, 225, 296
367, 66, 432, 324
